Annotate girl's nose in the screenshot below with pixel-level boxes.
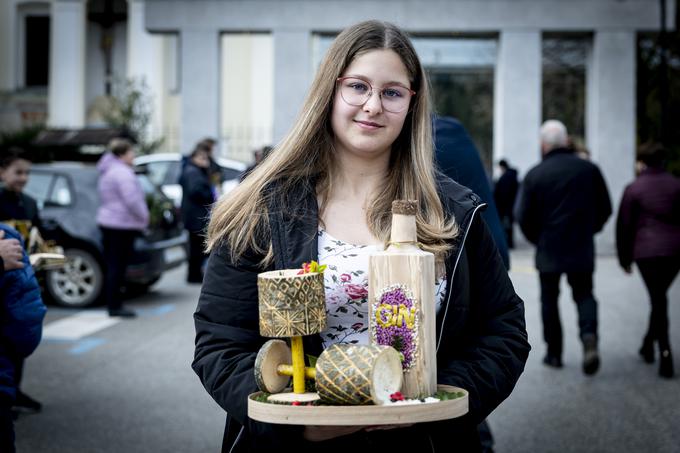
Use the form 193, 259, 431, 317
362, 90, 383, 114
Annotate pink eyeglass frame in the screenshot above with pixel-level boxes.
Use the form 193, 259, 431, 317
336, 76, 417, 98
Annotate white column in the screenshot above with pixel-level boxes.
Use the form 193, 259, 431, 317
586, 30, 636, 253
0, 0, 15, 91
48, 0, 86, 128
127, 0, 163, 141
272, 28, 311, 143
180, 29, 219, 154
493, 30, 542, 178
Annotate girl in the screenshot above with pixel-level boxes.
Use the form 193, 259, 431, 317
193, 20, 529, 452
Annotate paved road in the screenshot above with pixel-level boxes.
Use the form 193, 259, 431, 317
15, 250, 680, 452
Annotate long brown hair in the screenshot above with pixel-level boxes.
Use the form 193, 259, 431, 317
207, 20, 458, 266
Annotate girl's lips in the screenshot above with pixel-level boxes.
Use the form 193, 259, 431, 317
354, 120, 383, 130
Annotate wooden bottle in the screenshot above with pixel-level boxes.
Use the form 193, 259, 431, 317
368, 200, 437, 399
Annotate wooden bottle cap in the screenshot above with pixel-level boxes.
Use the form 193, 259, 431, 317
392, 200, 418, 216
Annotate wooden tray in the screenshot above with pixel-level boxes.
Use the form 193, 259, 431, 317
248, 384, 468, 425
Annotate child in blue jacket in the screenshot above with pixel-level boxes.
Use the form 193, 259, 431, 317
0, 223, 46, 452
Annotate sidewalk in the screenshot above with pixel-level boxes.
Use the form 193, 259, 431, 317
489, 249, 680, 453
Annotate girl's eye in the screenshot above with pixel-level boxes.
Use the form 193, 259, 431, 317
382, 88, 404, 98
348, 82, 369, 93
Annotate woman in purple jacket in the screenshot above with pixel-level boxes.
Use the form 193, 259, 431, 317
616, 143, 680, 378
96, 138, 149, 318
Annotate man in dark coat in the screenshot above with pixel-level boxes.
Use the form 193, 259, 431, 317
179, 146, 215, 283
494, 159, 519, 249
516, 119, 611, 375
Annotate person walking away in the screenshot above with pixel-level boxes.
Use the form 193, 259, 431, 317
494, 159, 519, 249
179, 146, 214, 284
0, 224, 47, 453
192, 20, 529, 452
0, 149, 45, 414
434, 115, 510, 270
516, 119, 611, 375
616, 142, 680, 378
96, 138, 149, 318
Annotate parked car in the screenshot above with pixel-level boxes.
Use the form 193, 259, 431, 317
24, 162, 188, 308
133, 153, 247, 207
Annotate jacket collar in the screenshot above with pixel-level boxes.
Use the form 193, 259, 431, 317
543, 147, 573, 160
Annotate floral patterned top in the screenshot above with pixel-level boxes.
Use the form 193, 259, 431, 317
318, 229, 447, 349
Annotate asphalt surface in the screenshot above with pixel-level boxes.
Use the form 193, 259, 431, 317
15, 249, 680, 452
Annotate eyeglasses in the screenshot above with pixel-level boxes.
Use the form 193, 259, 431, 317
336, 76, 415, 113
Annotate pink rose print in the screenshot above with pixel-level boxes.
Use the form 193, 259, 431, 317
344, 283, 368, 300
340, 273, 351, 282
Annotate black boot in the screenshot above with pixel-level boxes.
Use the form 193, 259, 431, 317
659, 350, 674, 378
582, 334, 600, 376
639, 337, 655, 364
13, 390, 42, 413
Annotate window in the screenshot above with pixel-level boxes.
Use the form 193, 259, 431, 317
24, 173, 53, 207
25, 173, 73, 208
50, 176, 72, 206
542, 35, 588, 145
24, 15, 50, 87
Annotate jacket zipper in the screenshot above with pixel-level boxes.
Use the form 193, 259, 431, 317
436, 203, 486, 353
228, 426, 245, 453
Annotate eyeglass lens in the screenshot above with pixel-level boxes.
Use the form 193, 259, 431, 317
338, 78, 411, 113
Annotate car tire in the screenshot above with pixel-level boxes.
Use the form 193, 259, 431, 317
46, 248, 104, 308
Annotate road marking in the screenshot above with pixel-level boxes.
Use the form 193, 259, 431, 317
137, 303, 175, 316
69, 338, 106, 355
42, 310, 121, 341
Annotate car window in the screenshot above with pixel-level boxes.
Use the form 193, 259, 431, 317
136, 174, 157, 195
24, 173, 53, 205
164, 161, 181, 185
24, 172, 73, 208
142, 161, 172, 187
49, 176, 72, 206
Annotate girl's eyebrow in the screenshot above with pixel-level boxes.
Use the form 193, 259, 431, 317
344, 74, 410, 87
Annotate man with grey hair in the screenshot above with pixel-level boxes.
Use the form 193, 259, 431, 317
516, 119, 612, 375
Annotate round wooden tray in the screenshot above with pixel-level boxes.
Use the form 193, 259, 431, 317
248, 384, 468, 426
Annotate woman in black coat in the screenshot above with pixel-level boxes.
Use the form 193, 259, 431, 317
192, 20, 529, 452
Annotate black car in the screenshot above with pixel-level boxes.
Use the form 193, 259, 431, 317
24, 162, 187, 307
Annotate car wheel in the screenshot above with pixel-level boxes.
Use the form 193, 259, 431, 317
46, 248, 104, 308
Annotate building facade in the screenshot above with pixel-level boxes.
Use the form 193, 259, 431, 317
1, 0, 675, 250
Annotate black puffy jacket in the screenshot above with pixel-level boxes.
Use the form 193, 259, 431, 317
192, 176, 530, 452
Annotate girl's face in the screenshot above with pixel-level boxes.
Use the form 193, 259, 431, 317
0, 158, 31, 193
331, 49, 412, 162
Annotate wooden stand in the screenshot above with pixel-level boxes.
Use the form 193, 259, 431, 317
248, 384, 468, 426
256, 270, 326, 396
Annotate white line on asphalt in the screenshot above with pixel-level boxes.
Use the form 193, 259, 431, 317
42, 310, 121, 341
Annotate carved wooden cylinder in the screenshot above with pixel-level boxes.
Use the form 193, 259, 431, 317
257, 269, 327, 337
315, 344, 403, 406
